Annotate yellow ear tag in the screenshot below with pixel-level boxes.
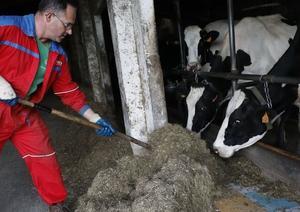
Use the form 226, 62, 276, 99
262, 112, 269, 124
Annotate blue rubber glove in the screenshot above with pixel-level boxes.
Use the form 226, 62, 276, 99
95, 118, 116, 137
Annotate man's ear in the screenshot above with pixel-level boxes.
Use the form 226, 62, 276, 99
44, 12, 52, 22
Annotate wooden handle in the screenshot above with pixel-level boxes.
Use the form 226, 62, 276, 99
18, 99, 151, 150
257, 142, 300, 161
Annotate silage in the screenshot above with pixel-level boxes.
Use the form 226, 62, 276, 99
74, 124, 300, 211
75, 124, 215, 212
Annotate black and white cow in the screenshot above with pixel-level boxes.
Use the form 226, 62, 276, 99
184, 14, 297, 135
213, 24, 300, 158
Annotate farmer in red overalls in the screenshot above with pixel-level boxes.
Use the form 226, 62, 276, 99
0, 0, 115, 211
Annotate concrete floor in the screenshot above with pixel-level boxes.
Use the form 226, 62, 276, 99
0, 142, 48, 212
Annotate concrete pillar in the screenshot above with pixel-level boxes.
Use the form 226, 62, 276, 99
107, 0, 168, 155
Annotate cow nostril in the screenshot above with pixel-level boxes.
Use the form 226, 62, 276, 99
213, 147, 218, 154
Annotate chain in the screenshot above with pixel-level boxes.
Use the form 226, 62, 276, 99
263, 81, 272, 109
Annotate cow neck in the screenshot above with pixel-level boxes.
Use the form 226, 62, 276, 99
248, 86, 269, 108
245, 83, 296, 129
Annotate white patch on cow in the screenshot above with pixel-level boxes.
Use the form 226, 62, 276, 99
200, 63, 212, 72
186, 86, 205, 130
225, 90, 246, 116
213, 90, 247, 157
184, 26, 201, 66
216, 132, 267, 158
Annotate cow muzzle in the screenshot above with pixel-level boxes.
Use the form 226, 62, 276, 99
186, 62, 201, 71
213, 144, 235, 158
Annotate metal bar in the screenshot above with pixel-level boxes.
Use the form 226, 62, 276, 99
227, 0, 238, 91
196, 71, 300, 85
174, 0, 186, 68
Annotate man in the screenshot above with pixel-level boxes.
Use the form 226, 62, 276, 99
0, 0, 115, 211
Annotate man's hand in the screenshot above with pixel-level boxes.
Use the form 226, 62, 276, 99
81, 107, 116, 137
95, 118, 116, 137
0, 76, 18, 106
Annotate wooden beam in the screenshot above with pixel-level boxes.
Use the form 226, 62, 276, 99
94, 15, 115, 107
78, 0, 107, 103
68, 23, 90, 85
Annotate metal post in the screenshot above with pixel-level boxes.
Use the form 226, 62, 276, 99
227, 0, 237, 91
174, 0, 186, 68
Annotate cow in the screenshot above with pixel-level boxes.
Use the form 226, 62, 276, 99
213, 24, 300, 158
184, 14, 297, 136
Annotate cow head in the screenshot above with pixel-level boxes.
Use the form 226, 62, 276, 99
213, 89, 269, 158
191, 81, 221, 134
184, 25, 219, 71
186, 50, 251, 136
186, 54, 229, 134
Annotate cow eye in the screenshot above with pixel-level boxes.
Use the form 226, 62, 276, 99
232, 120, 241, 126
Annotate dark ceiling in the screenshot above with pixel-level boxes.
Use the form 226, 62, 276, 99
154, 0, 300, 27
0, 0, 39, 15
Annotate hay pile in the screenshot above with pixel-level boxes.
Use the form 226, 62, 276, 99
75, 124, 217, 212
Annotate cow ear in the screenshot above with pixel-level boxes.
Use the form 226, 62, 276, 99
261, 111, 274, 130
261, 112, 269, 124
207, 31, 219, 43
236, 49, 252, 72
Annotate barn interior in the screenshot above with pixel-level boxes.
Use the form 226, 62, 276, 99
0, 0, 300, 211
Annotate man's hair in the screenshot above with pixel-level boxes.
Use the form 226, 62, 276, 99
38, 0, 78, 12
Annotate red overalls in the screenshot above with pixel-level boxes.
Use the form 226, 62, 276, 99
0, 14, 88, 205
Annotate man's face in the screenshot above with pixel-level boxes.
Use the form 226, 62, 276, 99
46, 4, 77, 42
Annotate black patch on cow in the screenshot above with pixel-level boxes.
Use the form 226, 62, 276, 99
236, 49, 252, 71
198, 30, 220, 66
268, 23, 300, 77
281, 18, 297, 26
208, 30, 220, 43
200, 30, 220, 43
